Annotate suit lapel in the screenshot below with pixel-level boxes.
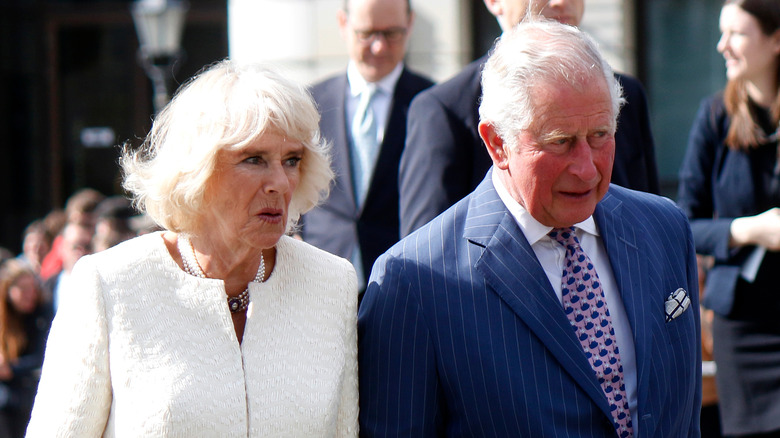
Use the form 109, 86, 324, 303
594, 190, 653, 426
464, 175, 614, 420
360, 69, 410, 215
325, 75, 358, 216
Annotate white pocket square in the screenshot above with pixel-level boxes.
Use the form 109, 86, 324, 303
665, 288, 691, 322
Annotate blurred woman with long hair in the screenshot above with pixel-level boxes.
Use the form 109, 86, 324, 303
677, 0, 780, 435
0, 260, 52, 437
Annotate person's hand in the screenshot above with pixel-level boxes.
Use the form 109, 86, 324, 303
730, 207, 780, 250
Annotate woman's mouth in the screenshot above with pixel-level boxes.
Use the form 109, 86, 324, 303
257, 208, 284, 223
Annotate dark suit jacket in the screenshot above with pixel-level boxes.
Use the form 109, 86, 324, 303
359, 173, 701, 437
399, 57, 660, 237
302, 68, 433, 281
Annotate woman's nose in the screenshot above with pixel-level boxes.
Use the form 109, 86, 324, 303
264, 164, 291, 194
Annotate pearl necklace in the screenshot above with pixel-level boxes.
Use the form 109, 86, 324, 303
177, 234, 265, 313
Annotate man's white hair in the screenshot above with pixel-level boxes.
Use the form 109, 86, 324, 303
479, 19, 625, 149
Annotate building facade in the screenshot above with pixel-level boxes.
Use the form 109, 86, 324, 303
0, 0, 726, 252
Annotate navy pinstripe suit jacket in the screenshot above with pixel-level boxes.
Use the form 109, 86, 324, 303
358, 172, 702, 437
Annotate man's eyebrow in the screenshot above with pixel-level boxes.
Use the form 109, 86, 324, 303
538, 129, 569, 142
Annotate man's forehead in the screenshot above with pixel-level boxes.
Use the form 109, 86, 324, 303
527, 82, 613, 128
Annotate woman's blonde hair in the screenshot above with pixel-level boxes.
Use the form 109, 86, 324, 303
121, 59, 333, 233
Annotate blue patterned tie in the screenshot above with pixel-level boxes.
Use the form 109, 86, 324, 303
549, 227, 633, 438
351, 85, 380, 207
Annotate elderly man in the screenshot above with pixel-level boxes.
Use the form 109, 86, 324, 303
359, 20, 701, 437
301, 0, 433, 291
398, 0, 659, 237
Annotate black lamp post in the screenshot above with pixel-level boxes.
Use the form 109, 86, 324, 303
131, 0, 189, 114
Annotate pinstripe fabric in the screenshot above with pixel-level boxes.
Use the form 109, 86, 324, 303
358, 172, 702, 437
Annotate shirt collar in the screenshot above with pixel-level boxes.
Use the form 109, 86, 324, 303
491, 170, 599, 245
346, 62, 404, 98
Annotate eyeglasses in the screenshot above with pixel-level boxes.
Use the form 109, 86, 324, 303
353, 27, 408, 44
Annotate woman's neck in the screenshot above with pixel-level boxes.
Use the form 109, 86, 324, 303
746, 71, 778, 108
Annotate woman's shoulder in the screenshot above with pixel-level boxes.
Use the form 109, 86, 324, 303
691, 92, 730, 140
276, 236, 357, 292
702, 91, 726, 111
277, 235, 354, 272
77, 232, 171, 277
697, 92, 728, 122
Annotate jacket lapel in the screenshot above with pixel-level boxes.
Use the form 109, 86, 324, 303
327, 75, 358, 216
464, 174, 614, 420
594, 190, 654, 430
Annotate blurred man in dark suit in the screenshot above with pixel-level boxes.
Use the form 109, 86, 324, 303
302, 0, 433, 291
399, 0, 659, 237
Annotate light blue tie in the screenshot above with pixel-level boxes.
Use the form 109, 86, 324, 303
351, 85, 380, 207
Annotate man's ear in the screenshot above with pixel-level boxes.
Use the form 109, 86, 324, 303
479, 121, 511, 170
337, 8, 349, 40
483, 0, 503, 17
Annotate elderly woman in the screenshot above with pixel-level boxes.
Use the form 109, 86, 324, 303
26, 60, 358, 437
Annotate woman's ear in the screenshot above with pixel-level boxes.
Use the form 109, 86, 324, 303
479, 121, 511, 170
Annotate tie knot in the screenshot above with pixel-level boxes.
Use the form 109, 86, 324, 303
362, 84, 378, 100
549, 227, 579, 247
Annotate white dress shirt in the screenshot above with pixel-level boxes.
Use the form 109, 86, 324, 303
492, 171, 638, 432
345, 61, 403, 146
344, 62, 403, 287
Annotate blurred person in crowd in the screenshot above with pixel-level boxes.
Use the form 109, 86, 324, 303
15, 220, 52, 274
39, 188, 104, 280
92, 196, 137, 253
398, 0, 659, 237
0, 260, 53, 438
698, 255, 724, 438
0, 250, 13, 268
43, 222, 92, 313
26, 60, 358, 437
301, 0, 433, 292
677, 0, 780, 436
128, 212, 163, 236
360, 19, 700, 437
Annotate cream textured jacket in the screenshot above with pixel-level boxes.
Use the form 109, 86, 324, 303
26, 232, 359, 437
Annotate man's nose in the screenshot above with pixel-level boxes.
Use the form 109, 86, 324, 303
568, 138, 599, 182
368, 35, 388, 53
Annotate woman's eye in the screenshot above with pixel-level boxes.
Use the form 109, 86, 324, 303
244, 156, 262, 165
285, 156, 302, 168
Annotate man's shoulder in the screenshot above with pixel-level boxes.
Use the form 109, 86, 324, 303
613, 72, 648, 102
411, 57, 485, 109
398, 67, 435, 93
388, 192, 474, 257
310, 73, 346, 100
604, 185, 685, 222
